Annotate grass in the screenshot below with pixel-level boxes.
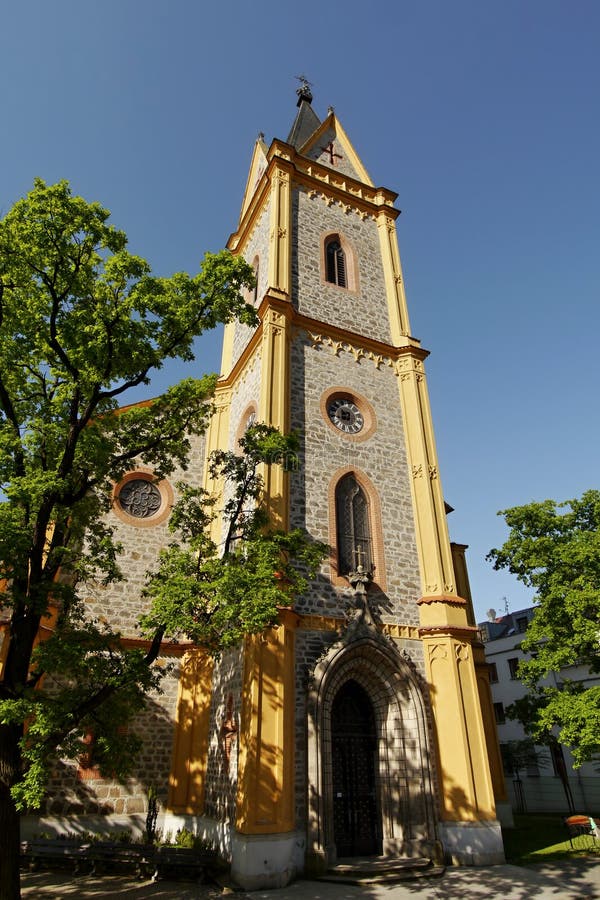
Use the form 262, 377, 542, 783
502, 814, 600, 864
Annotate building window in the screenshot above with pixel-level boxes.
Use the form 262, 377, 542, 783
118, 478, 162, 519
499, 743, 513, 776
112, 470, 173, 527
325, 238, 347, 287
508, 657, 520, 680
493, 702, 505, 725
335, 473, 372, 575
488, 662, 498, 683
516, 616, 528, 633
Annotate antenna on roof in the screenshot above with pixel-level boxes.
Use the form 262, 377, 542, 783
503, 596, 510, 615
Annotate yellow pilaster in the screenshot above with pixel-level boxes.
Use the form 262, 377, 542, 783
258, 301, 292, 530
236, 609, 297, 834
376, 211, 411, 345
220, 323, 235, 377
396, 351, 456, 599
473, 640, 508, 803
397, 347, 498, 821
203, 385, 232, 546
267, 163, 292, 296
421, 627, 496, 820
168, 650, 214, 813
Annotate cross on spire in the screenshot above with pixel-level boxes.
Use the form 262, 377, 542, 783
320, 141, 342, 166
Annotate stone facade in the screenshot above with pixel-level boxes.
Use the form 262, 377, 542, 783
292, 187, 392, 342
203, 645, 244, 823
30, 98, 505, 881
43, 654, 180, 818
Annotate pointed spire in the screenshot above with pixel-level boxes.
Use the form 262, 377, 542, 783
288, 77, 321, 149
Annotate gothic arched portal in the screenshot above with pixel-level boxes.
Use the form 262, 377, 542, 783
306, 635, 438, 871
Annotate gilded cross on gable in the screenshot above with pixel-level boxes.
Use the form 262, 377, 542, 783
320, 141, 342, 166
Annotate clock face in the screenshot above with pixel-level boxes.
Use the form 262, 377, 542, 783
328, 398, 364, 434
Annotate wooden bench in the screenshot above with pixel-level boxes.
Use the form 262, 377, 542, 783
21, 838, 216, 882
83, 841, 155, 877
21, 839, 90, 874
564, 815, 600, 848
152, 846, 214, 883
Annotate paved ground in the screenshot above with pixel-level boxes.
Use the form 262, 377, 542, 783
20, 859, 600, 900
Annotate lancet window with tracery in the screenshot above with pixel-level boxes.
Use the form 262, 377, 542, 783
335, 473, 372, 574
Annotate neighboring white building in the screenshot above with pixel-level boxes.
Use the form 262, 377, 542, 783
479, 607, 600, 815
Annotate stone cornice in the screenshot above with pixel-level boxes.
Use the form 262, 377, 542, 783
418, 624, 480, 641
228, 141, 400, 256
218, 296, 431, 389
296, 613, 420, 641
418, 594, 469, 607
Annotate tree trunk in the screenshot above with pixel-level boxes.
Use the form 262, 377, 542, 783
0, 723, 23, 900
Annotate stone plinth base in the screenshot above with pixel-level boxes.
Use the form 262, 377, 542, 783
438, 820, 505, 865
230, 831, 305, 889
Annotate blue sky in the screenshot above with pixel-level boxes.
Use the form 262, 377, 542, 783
2, 1, 598, 621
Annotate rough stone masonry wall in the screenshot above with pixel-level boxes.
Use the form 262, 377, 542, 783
293, 628, 337, 827
291, 186, 392, 343
305, 126, 364, 182
48, 432, 208, 820
43, 652, 181, 818
202, 645, 244, 824
83, 431, 207, 635
289, 334, 422, 624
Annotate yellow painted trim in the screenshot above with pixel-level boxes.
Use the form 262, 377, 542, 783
267, 161, 292, 296
202, 385, 232, 547
236, 616, 297, 834
238, 136, 269, 224
396, 352, 457, 602
167, 650, 214, 813
473, 641, 508, 803
376, 210, 412, 344
220, 322, 235, 376
258, 302, 292, 531
422, 633, 497, 821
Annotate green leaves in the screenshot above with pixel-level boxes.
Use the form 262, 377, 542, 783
142, 425, 327, 654
489, 490, 600, 765
0, 179, 258, 815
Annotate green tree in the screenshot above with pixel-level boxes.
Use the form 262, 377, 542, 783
0, 179, 258, 900
488, 490, 600, 769
142, 424, 327, 654
505, 695, 575, 812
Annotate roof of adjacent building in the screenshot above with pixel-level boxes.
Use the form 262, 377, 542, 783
478, 606, 536, 642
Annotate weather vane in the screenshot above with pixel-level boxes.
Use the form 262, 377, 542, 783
295, 74, 314, 105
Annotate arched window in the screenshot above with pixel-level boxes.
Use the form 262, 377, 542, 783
325, 238, 347, 288
335, 473, 372, 575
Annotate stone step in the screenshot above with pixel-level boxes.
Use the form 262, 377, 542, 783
319, 856, 445, 885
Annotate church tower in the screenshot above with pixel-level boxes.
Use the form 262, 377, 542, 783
185, 84, 507, 885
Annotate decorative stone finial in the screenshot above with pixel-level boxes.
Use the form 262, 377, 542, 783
295, 75, 313, 107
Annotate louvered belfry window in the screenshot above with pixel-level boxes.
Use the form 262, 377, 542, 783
326, 238, 347, 288
336, 474, 372, 574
